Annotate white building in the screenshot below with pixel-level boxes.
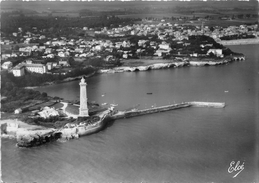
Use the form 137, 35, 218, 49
1, 54, 11, 60
138, 40, 147, 47
58, 51, 69, 57
38, 107, 59, 119
59, 58, 70, 67
207, 49, 223, 57
46, 62, 53, 71
159, 43, 171, 50
2, 61, 13, 70
25, 64, 47, 74
14, 108, 22, 114
12, 64, 25, 77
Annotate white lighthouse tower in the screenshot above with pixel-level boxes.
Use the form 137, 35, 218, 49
79, 77, 89, 117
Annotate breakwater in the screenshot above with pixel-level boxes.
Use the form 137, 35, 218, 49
110, 101, 225, 120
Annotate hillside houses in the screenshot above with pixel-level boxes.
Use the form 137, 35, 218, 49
2, 61, 13, 70
10, 57, 72, 77
58, 58, 70, 67
12, 64, 25, 77
12, 62, 47, 77
1, 22, 257, 78
207, 49, 223, 57
25, 63, 47, 74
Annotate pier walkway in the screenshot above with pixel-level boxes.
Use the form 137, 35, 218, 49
110, 101, 225, 120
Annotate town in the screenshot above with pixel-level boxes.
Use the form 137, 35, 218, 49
1, 19, 258, 78
1, 11, 257, 116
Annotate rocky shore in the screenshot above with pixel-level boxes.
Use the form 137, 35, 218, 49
16, 129, 62, 147
98, 56, 244, 74
1, 109, 112, 147
24, 71, 96, 89
98, 61, 187, 74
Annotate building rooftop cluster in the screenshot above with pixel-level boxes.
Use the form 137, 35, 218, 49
95, 23, 258, 40
1, 22, 258, 77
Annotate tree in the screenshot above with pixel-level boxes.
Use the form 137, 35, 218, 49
209, 27, 215, 32
14, 45, 20, 51
41, 92, 48, 98
208, 52, 215, 57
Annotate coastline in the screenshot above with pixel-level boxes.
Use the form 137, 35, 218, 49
1, 54, 244, 143
98, 56, 244, 74
1, 101, 226, 147
23, 55, 246, 89
0, 119, 49, 139
218, 38, 259, 45
1, 109, 112, 147
24, 71, 96, 89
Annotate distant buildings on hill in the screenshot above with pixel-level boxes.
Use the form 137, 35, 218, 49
10, 58, 69, 77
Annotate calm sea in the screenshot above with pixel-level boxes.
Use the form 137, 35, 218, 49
2, 44, 258, 183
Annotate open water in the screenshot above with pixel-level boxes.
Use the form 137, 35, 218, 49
2, 44, 258, 183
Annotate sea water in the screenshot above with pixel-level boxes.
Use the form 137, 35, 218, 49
2, 44, 258, 183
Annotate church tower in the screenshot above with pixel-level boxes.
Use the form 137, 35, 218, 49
79, 77, 89, 117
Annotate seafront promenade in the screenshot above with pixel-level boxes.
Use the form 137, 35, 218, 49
218, 38, 259, 45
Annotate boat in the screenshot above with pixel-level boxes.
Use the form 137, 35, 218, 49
147, 93, 153, 95
110, 103, 118, 107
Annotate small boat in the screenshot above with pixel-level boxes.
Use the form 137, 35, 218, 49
110, 103, 118, 107
147, 93, 153, 95
224, 91, 229, 93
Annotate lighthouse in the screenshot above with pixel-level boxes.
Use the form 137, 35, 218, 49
79, 77, 89, 117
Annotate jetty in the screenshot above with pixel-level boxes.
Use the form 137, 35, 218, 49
110, 101, 225, 120
187, 101, 226, 108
